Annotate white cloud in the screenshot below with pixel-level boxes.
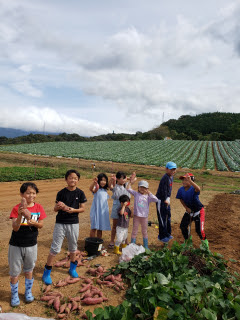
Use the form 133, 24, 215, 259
0, 0, 239, 136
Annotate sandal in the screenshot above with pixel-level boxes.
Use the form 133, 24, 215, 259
108, 243, 114, 249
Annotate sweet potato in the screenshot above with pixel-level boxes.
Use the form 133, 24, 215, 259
55, 280, 68, 287
90, 289, 103, 297
47, 298, 55, 306
83, 278, 93, 284
70, 296, 81, 302
79, 283, 91, 293
43, 284, 52, 293
104, 275, 115, 282
96, 279, 103, 285
54, 296, 60, 312
114, 286, 121, 292
67, 277, 80, 284
77, 259, 84, 266
82, 297, 103, 305
44, 291, 64, 298
97, 266, 104, 273
59, 303, 67, 314
80, 289, 92, 300
41, 295, 56, 302
63, 260, 71, 268
71, 300, 78, 311
54, 260, 68, 267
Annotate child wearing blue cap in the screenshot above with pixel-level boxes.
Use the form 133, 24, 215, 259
156, 161, 177, 243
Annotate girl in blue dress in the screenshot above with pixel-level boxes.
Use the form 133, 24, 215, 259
89, 173, 111, 239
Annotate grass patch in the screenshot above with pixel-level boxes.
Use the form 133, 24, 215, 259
0, 166, 68, 182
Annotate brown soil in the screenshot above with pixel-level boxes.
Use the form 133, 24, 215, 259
0, 153, 239, 319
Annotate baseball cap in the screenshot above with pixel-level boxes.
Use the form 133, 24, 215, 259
179, 173, 195, 181
138, 180, 149, 188
166, 161, 177, 169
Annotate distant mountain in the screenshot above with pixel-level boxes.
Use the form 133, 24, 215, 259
0, 127, 58, 138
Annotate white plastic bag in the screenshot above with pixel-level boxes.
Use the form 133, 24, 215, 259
0, 314, 55, 320
119, 243, 145, 262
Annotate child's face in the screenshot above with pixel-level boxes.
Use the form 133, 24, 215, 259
66, 173, 79, 188
138, 186, 148, 194
117, 176, 127, 185
21, 187, 37, 205
182, 178, 191, 188
166, 168, 176, 176
99, 177, 107, 188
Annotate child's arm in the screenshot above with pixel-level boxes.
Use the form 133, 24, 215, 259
180, 199, 191, 214
109, 174, 116, 190
12, 209, 23, 232
119, 203, 128, 215
146, 190, 158, 203
129, 172, 137, 184
89, 178, 99, 193
185, 174, 200, 193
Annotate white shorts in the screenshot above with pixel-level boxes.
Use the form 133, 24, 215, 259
115, 226, 128, 246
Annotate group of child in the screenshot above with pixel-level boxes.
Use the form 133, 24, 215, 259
8, 165, 208, 307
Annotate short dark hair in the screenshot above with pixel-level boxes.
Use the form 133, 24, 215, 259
116, 171, 126, 179
119, 194, 130, 203
97, 173, 108, 189
65, 169, 80, 180
20, 182, 39, 194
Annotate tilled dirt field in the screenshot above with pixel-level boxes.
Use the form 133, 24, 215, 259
0, 157, 239, 319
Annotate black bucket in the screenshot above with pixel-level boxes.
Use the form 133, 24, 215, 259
85, 237, 103, 256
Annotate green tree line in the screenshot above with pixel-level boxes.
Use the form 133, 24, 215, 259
0, 112, 239, 145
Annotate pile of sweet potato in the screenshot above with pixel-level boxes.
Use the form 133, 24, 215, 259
54, 250, 87, 268
40, 265, 126, 319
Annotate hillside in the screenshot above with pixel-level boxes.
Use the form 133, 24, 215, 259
0, 112, 239, 144
161, 112, 240, 140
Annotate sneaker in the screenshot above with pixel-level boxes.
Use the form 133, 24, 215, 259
168, 235, 174, 240
158, 235, 169, 243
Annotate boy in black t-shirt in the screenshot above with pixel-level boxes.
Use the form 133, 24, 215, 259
114, 195, 131, 255
9, 182, 46, 307
42, 169, 87, 285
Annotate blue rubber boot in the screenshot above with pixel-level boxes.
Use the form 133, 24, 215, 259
25, 278, 34, 303
69, 261, 79, 278
10, 282, 20, 307
143, 238, 149, 249
42, 267, 52, 285
131, 238, 136, 244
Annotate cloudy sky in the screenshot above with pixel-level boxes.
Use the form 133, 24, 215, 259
0, 0, 240, 136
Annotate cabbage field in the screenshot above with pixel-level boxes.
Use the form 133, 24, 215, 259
0, 140, 239, 171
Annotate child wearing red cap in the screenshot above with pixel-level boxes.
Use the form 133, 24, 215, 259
176, 173, 208, 248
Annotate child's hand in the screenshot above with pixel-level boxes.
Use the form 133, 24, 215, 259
129, 172, 137, 184
67, 207, 75, 213
185, 174, 192, 183
93, 177, 98, 184
56, 201, 65, 209
186, 207, 191, 214
27, 219, 37, 227
110, 174, 116, 182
